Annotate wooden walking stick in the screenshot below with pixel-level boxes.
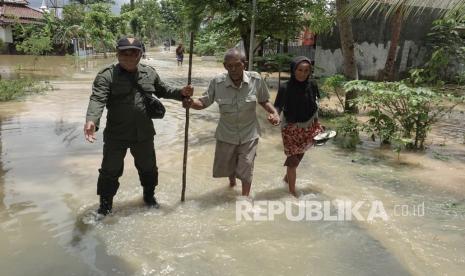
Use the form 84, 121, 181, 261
181, 32, 194, 202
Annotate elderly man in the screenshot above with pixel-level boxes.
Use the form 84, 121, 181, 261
186, 48, 280, 196
84, 37, 193, 215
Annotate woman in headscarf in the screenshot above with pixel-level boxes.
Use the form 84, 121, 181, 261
274, 56, 324, 197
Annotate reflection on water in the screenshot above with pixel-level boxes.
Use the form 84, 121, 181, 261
0, 54, 111, 80
0, 49, 464, 275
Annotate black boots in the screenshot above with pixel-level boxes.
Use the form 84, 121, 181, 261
97, 190, 159, 216
97, 196, 113, 216
143, 188, 160, 209
143, 195, 160, 209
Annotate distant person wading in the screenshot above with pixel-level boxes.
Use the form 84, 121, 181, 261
176, 43, 185, 66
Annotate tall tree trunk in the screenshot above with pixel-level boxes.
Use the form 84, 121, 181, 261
336, 0, 358, 113
336, 0, 357, 79
241, 33, 250, 65
130, 0, 134, 10
382, 7, 403, 81
283, 38, 289, 53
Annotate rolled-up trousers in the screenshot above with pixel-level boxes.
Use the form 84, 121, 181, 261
96, 139, 158, 198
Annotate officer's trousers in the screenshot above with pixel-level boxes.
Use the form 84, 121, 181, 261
97, 139, 158, 198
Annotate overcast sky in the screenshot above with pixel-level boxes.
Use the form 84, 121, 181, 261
28, 0, 130, 14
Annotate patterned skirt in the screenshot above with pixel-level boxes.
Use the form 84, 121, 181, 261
282, 121, 324, 157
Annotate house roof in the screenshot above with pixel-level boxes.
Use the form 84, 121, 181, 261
2, 0, 30, 5
0, 0, 44, 25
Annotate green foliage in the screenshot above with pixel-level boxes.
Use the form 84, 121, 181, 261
0, 78, 51, 101
362, 109, 397, 144
304, 0, 336, 35
120, 0, 162, 45
63, 3, 86, 27
14, 9, 85, 56
84, 3, 117, 56
330, 115, 360, 149
14, 12, 55, 57
158, 0, 191, 43
321, 74, 347, 110
179, 0, 334, 58
347, 80, 464, 150
254, 53, 294, 73
16, 34, 52, 56
408, 13, 465, 85
391, 136, 414, 161
193, 17, 238, 56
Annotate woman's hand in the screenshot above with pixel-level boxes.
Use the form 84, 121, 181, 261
268, 112, 280, 126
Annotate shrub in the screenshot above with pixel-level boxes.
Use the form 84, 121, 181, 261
321, 74, 347, 111
0, 78, 50, 101
330, 115, 360, 149
347, 80, 463, 150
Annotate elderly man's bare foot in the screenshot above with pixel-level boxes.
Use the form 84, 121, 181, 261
289, 189, 298, 197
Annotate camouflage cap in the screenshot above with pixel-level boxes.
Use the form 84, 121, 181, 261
116, 37, 143, 51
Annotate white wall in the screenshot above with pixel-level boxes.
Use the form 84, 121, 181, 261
314, 40, 428, 78
0, 25, 13, 43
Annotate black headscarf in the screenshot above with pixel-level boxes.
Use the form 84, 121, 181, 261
274, 56, 320, 123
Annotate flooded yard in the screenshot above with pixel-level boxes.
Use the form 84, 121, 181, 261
0, 49, 464, 275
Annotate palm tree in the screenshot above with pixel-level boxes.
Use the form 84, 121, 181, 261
336, 0, 359, 113
336, 0, 358, 80
347, 0, 465, 81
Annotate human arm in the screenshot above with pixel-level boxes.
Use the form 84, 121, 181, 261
310, 80, 320, 122
153, 73, 193, 100
273, 83, 286, 115
84, 74, 111, 142
84, 121, 96, 143
259, 101, 280, 126
183, 98, 207, 110
183, 78, 215, 110
256, 75, 280, 125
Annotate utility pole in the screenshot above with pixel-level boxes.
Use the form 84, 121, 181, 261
248, 0, 256, 71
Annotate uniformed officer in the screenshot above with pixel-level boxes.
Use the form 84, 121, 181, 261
185, 48, 280, 196
84, 36, 193, 215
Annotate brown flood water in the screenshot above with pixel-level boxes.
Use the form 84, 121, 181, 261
0, 49, 464, 275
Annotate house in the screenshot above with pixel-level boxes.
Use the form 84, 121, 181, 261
0, 0, 44, 52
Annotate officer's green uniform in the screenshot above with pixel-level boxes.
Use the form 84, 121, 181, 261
86, 63, 183, 198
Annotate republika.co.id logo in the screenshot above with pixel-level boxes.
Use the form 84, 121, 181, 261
236, 199, 425, 222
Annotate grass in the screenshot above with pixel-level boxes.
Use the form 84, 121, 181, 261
0, 78, 51, 101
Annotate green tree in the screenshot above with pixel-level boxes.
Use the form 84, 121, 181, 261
121, 0, 162, 45
159, 0, 188, 43
179, 0, 329, 59
16, 35, 52, 69
84, 3, 116, 58
14, 13, 55, 68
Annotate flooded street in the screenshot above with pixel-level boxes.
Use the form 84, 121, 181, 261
0, 50, 464, 275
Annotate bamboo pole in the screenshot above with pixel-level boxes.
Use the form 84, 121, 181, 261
181, 31, 194, 202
